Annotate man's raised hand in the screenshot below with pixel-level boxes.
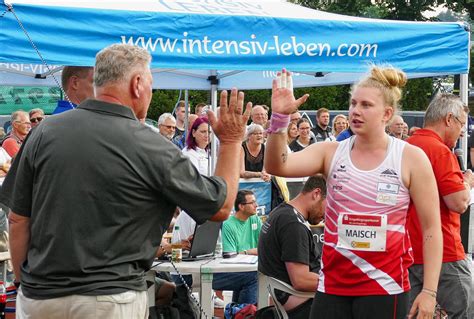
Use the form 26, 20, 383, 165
207, 88, 251, 145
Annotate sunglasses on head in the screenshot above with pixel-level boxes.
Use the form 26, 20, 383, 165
30, 117, 44, 123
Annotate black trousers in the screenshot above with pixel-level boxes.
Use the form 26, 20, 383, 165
310, 291, 409, 319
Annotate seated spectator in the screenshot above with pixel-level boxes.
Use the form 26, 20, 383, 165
240, 124, 271, 181
211, 189, 261, 305
172, 190, 259, 306
258, 175, 327, 319
222, 190, 262, 256
157, 113, 176, 141
182, 117, 210, 175
29, 108, 45, 128
331, 114, 348, 140
3, 110, 31, 158
289, 118, 314, 152
287, 122, 298, 145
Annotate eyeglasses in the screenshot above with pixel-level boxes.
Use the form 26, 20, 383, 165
251, 132, 263, 135
242, 201, 257, 205
299, 127, 311, 130
160, 124, 176, 130
453, 116, 467, 134
30, 117, 44, 123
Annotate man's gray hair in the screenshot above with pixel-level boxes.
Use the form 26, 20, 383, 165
158, 113, 176, 126
94, 44, 151, 88
245, 123, 264, 140
424, 93, 468, 126
11, 110, 28, 123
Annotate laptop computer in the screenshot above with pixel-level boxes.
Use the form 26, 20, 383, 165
181, 220, 222, 261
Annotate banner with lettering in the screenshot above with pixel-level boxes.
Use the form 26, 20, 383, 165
0, 0, 468, 79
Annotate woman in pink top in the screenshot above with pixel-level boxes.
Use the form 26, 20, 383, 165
264, 67, 442, 319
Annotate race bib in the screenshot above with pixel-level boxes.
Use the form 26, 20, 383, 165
337, 213, 387, 252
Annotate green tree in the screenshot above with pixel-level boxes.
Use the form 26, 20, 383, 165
401, 78, 432, 112
148, 89, 209, 121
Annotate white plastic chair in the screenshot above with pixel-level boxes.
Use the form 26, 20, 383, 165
265, 276, 314, 319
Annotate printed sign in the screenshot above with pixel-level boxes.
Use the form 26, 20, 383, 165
337, 213, 387, 252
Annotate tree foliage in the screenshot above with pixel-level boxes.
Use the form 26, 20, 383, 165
148, 90, 209, 121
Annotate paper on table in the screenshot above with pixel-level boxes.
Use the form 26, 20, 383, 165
220, 254, 258, 264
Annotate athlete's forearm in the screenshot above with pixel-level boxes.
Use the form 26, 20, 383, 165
420, 225, 442, 292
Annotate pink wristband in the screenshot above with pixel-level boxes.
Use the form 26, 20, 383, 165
266, 112, 290, 134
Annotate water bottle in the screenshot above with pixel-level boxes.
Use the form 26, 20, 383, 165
215, 232, 223, 257
171, 225, 182, 263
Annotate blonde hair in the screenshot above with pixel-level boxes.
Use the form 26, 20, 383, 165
331, 114, 348, 137
287, 122, 297, 144
351, 66, 407, 121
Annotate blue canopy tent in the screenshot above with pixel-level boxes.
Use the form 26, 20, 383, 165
0, 0, 471, 164
0, 0, 469, 89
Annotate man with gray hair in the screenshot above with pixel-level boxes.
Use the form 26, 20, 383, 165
157, 112, 176, 141
2, 110, 31, 157
2, 43, 250, 318
388, 114, 407, 139
406, 93, 473, 318
251, 104, 268, 127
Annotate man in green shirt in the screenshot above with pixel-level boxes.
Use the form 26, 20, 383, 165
222, 190, 262, 255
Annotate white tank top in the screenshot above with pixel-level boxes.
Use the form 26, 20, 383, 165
319, 135, 412, 296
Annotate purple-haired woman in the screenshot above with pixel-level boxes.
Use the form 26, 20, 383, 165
182, 116, 211, 176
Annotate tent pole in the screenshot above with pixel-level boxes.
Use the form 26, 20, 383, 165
460, 73, 469, 169
210, 70, 218, 174
184, 89, 189, 136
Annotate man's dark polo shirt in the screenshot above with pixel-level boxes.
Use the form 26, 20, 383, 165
311, 124, 332, 142
0, 99, 226, 299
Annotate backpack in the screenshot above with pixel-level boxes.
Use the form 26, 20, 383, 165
225, 303, 256, 319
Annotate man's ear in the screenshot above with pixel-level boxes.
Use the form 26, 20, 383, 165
312, 188, 322, 201
130, 74, 141, 99
69, 75, 79, 90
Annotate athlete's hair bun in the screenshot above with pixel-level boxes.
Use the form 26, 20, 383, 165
369, 66, 407, 89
